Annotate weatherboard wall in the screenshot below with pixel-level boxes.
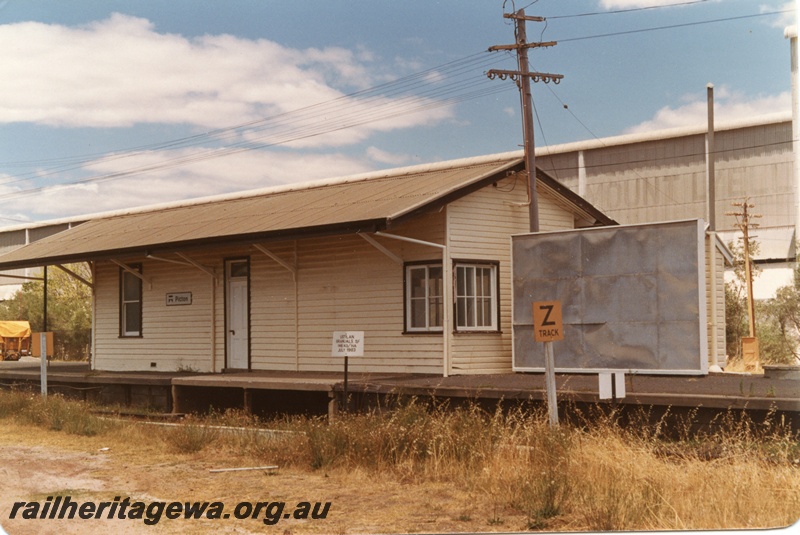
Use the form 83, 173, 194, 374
91, 212, 449, 374
447, 173, 575, 375
90, 175, 585, 375
706, 237, 727, 365
93, 257, 216, 372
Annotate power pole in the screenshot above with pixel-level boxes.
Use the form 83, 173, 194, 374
488, 8, 562, 233
726, 198, 761, 337
726, 198, 762, 370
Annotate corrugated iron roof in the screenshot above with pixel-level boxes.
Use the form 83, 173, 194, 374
0, 154, 614, 269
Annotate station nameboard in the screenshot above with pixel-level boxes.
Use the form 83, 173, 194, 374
166, 292, 192, 306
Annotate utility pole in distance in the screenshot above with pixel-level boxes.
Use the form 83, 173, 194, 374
488, 8, 562, 233
726, 198, 761, 338
726, 198, 762, 370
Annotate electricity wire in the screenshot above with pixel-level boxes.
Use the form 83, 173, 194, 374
547, 0, 713, 19
0, 5, 791, 204
559, 9, 792, 42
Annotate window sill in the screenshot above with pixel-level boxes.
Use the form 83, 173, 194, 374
453, 330, 503, 335
403, 330, 443, 335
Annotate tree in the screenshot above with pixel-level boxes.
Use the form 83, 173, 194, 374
760, 256, 800, 365
724, 280, 748, 360
0, 264, 92, 360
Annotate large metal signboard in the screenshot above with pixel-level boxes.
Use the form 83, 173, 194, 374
512, 220, 708, 374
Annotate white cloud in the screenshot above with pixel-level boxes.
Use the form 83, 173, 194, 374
365, 146, 418, 166
0, 13, 452, 146
2, 148, 372, 219
623, 88, 790, 133
599, 0, 706, 8
600, 0, 793, 27
0, 13, 465, 221
763, 2, 797, 29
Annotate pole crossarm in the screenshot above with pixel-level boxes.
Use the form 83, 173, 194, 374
487, 69, 563, 84
503, 13, 545, 22
487, 8, 562, 233
488, 41, 557, 52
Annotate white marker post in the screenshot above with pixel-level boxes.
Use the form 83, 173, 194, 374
331, 331, 364, 413
39, 332, 48, 397
598, 372, 626, 406
533, 302, 564, 427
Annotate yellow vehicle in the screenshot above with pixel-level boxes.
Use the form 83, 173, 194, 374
0, 321, 32, 361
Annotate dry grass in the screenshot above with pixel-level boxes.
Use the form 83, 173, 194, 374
0, 391, 797, 533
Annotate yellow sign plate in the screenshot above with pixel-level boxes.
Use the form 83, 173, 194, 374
533, 301, 564, 342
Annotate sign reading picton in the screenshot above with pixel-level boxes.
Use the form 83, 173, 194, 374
166, 292, 192, 306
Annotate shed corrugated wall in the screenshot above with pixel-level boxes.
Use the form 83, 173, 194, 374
538, 120, 794, 239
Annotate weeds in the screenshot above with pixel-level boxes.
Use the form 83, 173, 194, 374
0, 390, 111, 436
162, 417, 220, 453
0, 391, 797, 531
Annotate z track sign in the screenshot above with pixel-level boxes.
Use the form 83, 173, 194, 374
533, 301, 564, 342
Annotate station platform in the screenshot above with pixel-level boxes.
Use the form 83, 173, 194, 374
0, 360, 797, 428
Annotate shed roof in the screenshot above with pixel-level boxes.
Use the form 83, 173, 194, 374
0, 153, 614, 269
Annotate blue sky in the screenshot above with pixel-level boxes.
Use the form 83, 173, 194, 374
0, 0, 794, 222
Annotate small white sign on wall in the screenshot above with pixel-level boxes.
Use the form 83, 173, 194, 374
331, 331, 364, 357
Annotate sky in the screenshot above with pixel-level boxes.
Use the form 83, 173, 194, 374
0, 0, 795, 224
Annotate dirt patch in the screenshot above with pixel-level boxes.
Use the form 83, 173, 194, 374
0, 421, 515, 534
0, 445, 108, 498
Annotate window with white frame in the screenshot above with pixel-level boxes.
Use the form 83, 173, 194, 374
120, 265, 142, 337
455, 262, 498, 331
405, 263, 443, 332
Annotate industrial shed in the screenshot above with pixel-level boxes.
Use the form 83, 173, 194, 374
0, 152, 616, 376
534, 113, 794, 298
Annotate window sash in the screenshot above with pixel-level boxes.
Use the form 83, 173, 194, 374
406, 264, 443, 332
405, 262, 498, 333
455, 264, 497, 331
120, 268, 142, 337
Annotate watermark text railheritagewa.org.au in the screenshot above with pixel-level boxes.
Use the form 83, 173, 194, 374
9, 496, 331, 526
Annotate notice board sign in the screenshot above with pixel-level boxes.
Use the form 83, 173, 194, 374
331, 331, 364, 357
512, 219, 708, 374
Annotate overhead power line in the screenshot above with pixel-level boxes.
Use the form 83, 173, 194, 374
548, 0, 712, 19
559, 9, 792, 42
0, 5, 791, 203
0, 54, 516, 200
